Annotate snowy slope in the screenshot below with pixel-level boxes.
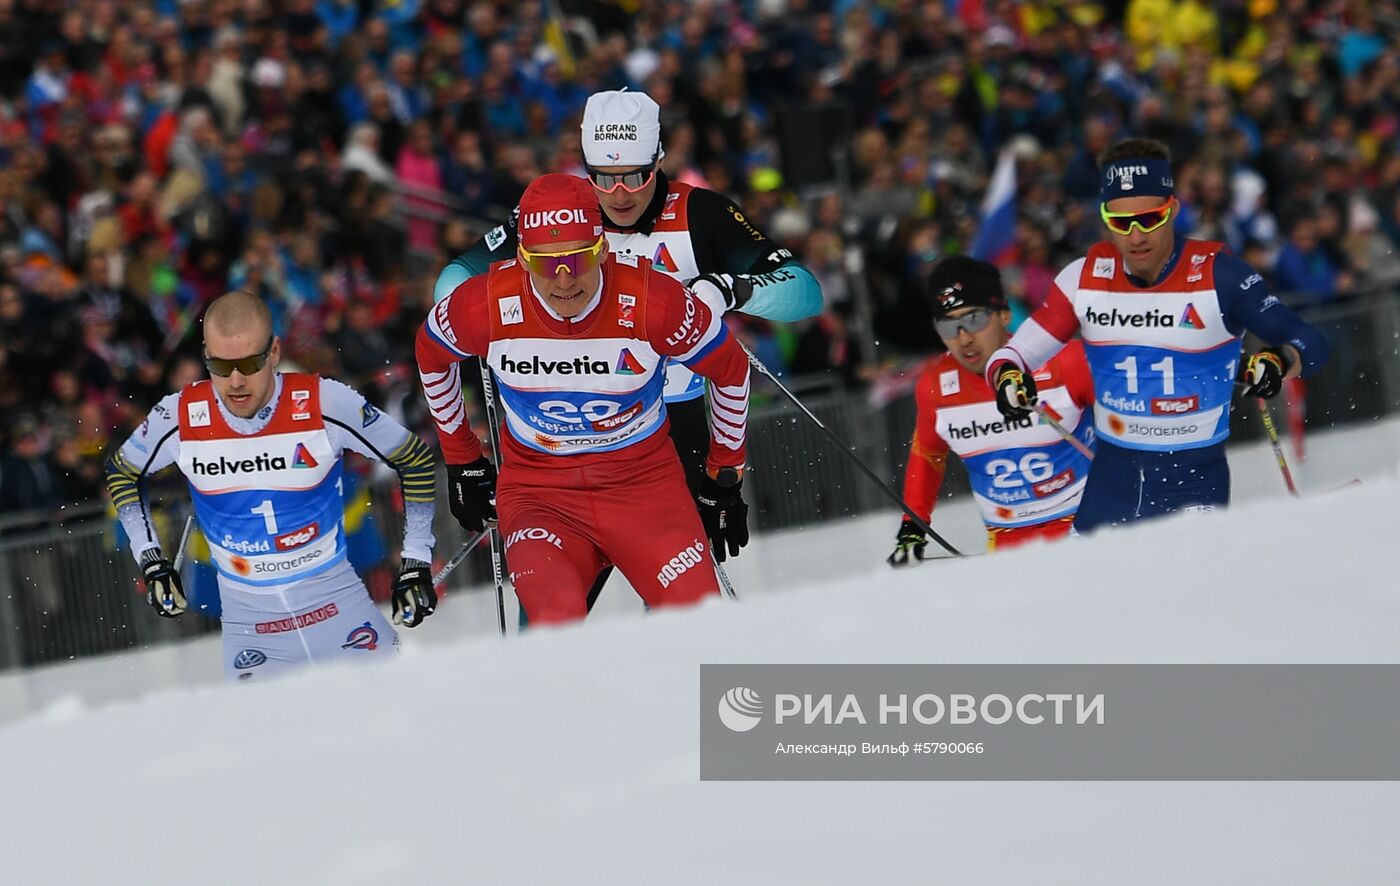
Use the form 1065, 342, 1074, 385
1, 437, 1399, 884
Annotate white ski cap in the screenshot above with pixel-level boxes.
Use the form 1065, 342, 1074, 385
581, 90, 662, 168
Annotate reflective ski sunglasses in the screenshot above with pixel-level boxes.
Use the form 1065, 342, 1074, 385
934, 307, 996, 340
205, 336, 274, 377
1100, 198, 1175, 235
584, 151, 660, 194
519, 237, 606, 277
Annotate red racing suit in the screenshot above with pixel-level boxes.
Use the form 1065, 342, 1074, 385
416, 253, 750, 623
902, 341, 1096, 552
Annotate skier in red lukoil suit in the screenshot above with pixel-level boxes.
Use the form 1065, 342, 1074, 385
416, 173, 751, 625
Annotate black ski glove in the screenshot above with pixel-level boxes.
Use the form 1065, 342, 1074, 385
990, 361, 1038, 421
392, 559, 437, 627
696, 467, 749, 562
1240, 346, 1292, 400
688, 273, 754, 312
446, 456, 497, 532
141, 550, 187, 618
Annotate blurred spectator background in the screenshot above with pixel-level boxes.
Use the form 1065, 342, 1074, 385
2, 0, 1399, 516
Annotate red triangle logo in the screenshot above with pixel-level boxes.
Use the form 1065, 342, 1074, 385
652, 242, 678, 273
1180, 302, 1206, 330
292, 443, 320, 469
615, 349, 647, 375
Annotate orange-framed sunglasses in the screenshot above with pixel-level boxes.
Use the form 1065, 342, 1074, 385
518, 236, 606, 276
1100, 198, 1176, 235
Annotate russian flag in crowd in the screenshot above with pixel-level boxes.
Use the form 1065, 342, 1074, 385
969, 147, 1018, 264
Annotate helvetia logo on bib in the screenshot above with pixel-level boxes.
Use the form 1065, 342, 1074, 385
718, 687, 764, 732
292, 443, 319, 469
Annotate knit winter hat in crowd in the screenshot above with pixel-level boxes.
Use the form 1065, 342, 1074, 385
515, 174, 605, 249
927, 256, 1007, 318
581, 90, 663, 168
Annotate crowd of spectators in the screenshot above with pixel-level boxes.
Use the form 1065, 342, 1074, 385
2, 0, 1399, 519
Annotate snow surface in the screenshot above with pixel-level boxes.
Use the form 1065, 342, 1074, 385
1, 421, 1398, 884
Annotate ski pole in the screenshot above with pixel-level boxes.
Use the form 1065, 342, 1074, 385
714, 558, 738, 600
1257, 397, 1299, 497
172, 515, 194, 572
432, 530, 490, 587
739, 343, 963, 557
916, 551, 986, 563
1034, 404, 1094, 461
478, 359, 509, 635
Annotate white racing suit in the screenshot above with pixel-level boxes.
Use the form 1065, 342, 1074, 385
108, 372, 436, 682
